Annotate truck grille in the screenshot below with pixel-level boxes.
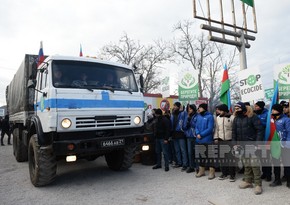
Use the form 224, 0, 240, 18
76, 116, 131, 128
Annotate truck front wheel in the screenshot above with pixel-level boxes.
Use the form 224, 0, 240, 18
13, 128, 28, 162
28, 134, 57, 187
105, 145, 136, 171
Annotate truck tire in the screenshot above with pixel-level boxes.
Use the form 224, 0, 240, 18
105, 145, 136, 171
28, 134, 57, 187
13, 128, 28, 162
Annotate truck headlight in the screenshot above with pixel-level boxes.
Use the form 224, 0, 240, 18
61, 118, 72, 128
134, 116, 141, 125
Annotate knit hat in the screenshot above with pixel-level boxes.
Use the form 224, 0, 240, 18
217, 104, 229, 112
188, 104, 197, 112
198, 103, 208, 111
235, 102, 246, 112
272, 104, 283, 114
280, 100, 286, 106
255, 101, 265, 109
174, 102, 181, 108
283, 102, 289, 107
244, 102, 251, 106
155, 108, 163, 115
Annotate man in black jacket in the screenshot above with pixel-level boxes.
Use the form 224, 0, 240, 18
232, 102, 263, 195
152, 109, 171, 172
1, 115, 11, 146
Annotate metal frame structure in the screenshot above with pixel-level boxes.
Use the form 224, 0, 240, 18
193, 0, 258, 70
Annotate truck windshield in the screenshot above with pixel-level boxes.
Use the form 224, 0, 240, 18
52, 60, 139, 92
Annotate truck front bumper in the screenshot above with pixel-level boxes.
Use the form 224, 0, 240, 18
52, 128, 149, 156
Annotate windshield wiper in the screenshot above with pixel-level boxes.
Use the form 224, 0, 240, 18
102, 86, 115, 93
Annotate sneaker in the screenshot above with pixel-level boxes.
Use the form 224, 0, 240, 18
229, 176, 236, 182
1, 144, 4, 146
254, 186, 262, 195
165, 167, 169, 172
152, 165, 161, 169
218, 174, 228, 180
181, 166, 187, 171
239, 181, 253, 189
186, 167, 195, 173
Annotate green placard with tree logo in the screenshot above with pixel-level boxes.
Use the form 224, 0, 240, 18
178, 70, 199, 101
274, 63, 290, 99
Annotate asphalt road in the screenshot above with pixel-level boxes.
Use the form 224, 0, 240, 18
0, 142, 289, 205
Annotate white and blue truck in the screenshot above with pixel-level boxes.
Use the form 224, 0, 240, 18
6, 54, 146, 186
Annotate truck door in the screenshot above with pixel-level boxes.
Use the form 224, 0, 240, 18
35, 68, 50, 130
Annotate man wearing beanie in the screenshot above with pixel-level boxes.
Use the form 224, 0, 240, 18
170, 101, 188, 170
282, 102, 289, 117
214, 104, 236, 182
152, 109, 171, 172
254, 101, 271, 181
270, 104, 290, 188
232, 101, 264, 195
182, 104, 198, 173
195, 103, 215, 179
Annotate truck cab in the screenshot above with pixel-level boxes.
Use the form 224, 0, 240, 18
8, 55, 146, 186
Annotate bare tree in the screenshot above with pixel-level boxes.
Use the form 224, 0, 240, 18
172, 20, 239, 111
100, 33, 172, 93
171, 21, 215, 98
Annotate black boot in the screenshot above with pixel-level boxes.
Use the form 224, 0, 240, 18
287, 177, 290, 188
270, 179, 282, 187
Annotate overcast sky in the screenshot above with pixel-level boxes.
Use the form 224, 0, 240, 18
0, 0, 289, 106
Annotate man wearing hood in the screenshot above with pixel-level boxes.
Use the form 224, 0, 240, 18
232, 102, 263, 195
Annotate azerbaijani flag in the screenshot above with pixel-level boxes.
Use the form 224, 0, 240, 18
241, 0, 254, 7
220, 64, 231, 112
80, 44, 83, 57
264, 81, 281, 159
37, 41, 45, 67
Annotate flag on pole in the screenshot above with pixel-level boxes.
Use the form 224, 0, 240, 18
220, 64, 231, 112
264, 81, 281, 159
80, 44, 83, 57
240, 0, 254, 7
37, 41, 45, 67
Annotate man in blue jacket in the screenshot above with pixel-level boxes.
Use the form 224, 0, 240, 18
183, 104, 198, 173
269, 104, 290, 188
171, 102, 188, 171
195, 103, 215, 179
254, 101, 271, 182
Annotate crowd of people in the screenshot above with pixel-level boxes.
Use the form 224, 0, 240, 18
147, 100, 290, 195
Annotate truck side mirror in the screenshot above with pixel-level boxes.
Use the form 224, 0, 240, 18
27, 79, 36, 88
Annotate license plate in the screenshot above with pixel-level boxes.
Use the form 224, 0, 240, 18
101, 139, 125, 147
